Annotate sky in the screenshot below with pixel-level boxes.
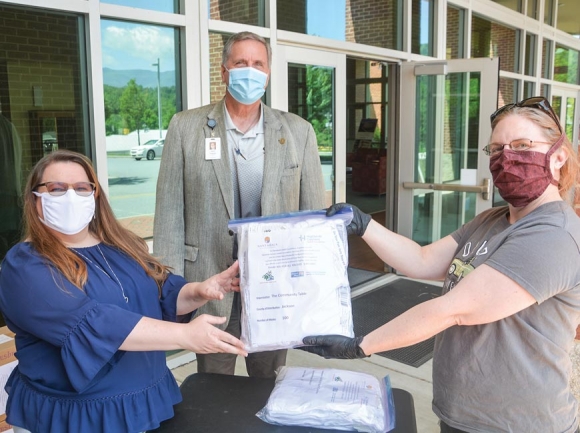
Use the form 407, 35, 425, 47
101, 20, 177, 72
100, 0, 430, 72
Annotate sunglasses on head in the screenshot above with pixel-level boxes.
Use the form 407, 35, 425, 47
490, 96, 562, 134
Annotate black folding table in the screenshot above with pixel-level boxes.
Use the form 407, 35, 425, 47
151, 372, 418, 432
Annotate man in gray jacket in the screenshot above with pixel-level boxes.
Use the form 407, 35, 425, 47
153, 31, 326, 378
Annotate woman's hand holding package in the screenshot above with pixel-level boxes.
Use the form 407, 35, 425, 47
326, 203, 371, 236
300, 335, 369, 359
186, 314, 248, 356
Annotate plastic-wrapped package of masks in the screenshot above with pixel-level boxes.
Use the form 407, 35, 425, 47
228, 208, 354, 352
256, 366, 395, 432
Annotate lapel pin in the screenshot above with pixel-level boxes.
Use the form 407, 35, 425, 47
279, 138, 286, 144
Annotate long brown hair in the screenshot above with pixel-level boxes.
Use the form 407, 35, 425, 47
23, 150, 169, 292
491, 106, 579, 200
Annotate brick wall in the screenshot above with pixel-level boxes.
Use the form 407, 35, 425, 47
345, 0, 399, 50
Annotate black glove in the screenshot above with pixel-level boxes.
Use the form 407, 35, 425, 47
299, 335, 368, 359
326, 203, 371, 237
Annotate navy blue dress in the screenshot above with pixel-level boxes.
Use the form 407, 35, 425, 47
0, 242, 187, 432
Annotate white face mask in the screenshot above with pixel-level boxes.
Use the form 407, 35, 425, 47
33, 189, 95, 235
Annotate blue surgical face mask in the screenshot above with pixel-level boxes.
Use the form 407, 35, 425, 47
225, 66, 268, 105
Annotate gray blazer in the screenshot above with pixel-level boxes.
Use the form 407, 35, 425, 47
153, 99, 326, 326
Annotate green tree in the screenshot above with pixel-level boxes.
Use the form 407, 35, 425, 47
103, 85, 124, 135
120, 79, 148, 145
306, 66, 333, 149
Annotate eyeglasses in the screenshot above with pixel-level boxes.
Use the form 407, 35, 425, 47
490, 96, 562, 134
482, 138, 554, 156
34, 181, 95, 197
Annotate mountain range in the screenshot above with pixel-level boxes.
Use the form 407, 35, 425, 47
103, 67, 176, 88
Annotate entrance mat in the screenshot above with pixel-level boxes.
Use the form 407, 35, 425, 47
347, 266, 383, 287
351, 279, 442, 368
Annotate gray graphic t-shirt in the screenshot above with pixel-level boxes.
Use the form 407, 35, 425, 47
433, 201, 580, 433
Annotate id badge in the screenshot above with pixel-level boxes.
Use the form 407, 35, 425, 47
205, 137, 221, 160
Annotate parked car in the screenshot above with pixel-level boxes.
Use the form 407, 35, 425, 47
130, 139, 165, 160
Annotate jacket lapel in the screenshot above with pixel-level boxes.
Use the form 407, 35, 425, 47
206, 99, 234, 220
262, 106, 286, 213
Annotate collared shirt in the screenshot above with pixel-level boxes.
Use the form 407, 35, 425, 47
224, 104, 265, 219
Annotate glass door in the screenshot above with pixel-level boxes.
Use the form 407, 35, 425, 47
397, 58, 499, 245
273, 46, 346, 207
551, 87, 579, 147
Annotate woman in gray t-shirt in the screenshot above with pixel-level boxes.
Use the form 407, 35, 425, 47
301, 97, 580, 433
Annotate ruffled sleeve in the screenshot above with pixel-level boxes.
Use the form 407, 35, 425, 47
0, 244, 142, 393
159, 273, 188, 322
60, 304, 141, 392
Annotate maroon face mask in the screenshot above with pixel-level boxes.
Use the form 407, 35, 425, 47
490, 134, 564, 208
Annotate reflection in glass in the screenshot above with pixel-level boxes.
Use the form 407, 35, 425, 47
526, 0, 538, 19
524, 33, 536, 76
554, 44, 580, 85
277, 0, 402, 51
556, 2, 580, 38
498, 77, 519, 108
542, 38, 552, 79
523, 81, 535, 99
565, 97, 576, 141
544, 0, 554, 25
100, 0, 178, 13
209, 0, 265, 27
490, 0, 520, 13
446, 6, 465, 59
288, 63, 334, 205
412, 71, 480, 244
0, 5, 89, 261
101, 19, 181, 237
471, 15, 520, 74
345, 59, 387, 225
412, 0, 434, 56
551, 95, 562, 125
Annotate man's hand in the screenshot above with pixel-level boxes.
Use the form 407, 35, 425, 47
326, 203, 371, 237
299, 335, 368, 359
192, 262, 240, 303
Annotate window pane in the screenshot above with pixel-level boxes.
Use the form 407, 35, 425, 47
544, 0, 554, 25
524, 33, 536, 76
288, 63, 335, 207
0, 5, 90, 260
551, 95, 562, 122
446, 6, 465, 59
101, 19, 181, 238
490, 0, 521, 13
542, 38, 552, 79
277, 0, 402, 51
556, 3, 580, 37
526, 0, 538, 19
498, 77, 519, 108
412, 0, 434, 56
565, 97, 576, 141
101, 0, 178, 13
554, 44, 580, 85
471, 15, 520, 73
209, 0, 265, 27
523, 81, 535, 98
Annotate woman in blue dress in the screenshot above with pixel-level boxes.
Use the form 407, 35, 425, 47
0, 150, 247, 433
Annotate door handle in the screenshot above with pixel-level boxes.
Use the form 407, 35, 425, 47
402, 178, 491, 200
